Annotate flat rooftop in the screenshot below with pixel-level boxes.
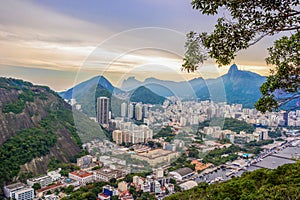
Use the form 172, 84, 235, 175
255, 156, 296, 169
4, 182, 25, 190
275, 147, 300, 159
136, 149, 176, 159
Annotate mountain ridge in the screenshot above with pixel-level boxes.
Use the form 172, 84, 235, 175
58, 65, 267, 110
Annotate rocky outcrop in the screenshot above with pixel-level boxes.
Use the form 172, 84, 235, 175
0, 77, 81, 176
0, 86, 61, 144
19, 128, 81, 175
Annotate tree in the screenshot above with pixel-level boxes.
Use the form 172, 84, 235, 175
182, 0, 300, 112
148, 141, 155, 148
129, 186, 138, 199
109, 178, 117, 184
63, 185, 74, 194
32, 183, 41, 191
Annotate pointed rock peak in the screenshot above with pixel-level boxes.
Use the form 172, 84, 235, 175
228, 64, 239, 74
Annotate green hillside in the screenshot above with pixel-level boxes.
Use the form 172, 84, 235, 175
0, 108, 81, 187
166, 161, 300, 200
75, 83, 124, 118
0, 78, 109, 195
130, 86, 165, 104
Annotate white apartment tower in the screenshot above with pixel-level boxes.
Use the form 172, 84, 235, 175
128, 103, 134, 119
135, 103, 143, 121
121, 102, 127, 117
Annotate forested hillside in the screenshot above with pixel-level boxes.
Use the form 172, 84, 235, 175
0, 78, 106, 193
166, 161, 300, 200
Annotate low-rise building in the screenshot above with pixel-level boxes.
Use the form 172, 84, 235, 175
36, 183, 63, 198
47, 169, 62, 182
4, 182, 34, 200
68, 170, 94, 185
77, 155, 96, 168
169, 167, 194, 181
118, 181, 128, 192
179, 180, 198, 191
131, 149, 179, 166
27, 175, 53, 188
93, 167, 126, 182
98, 185, 119, 200
191, 160, 213, 172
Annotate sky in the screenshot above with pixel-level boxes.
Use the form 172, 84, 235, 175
0, 0, 280, 91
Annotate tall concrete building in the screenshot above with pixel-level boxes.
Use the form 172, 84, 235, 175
135, 103, 143, 121
121, 102, 127, 117
97, 97, 110, 126
128, 103, 135, 119
283, 111, 289, 126
143, 105, 148, 118
112, 130, 123, 144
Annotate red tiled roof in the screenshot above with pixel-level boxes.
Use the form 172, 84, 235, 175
99, 193, 110, 198
37, 183, 63, 193
70, 170, 93, 178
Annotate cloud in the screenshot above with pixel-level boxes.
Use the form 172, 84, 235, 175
0, 0, 274, 91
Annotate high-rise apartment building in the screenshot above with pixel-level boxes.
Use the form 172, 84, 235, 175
135, 103, 143, 121
97, 97, 110, 126
112, 125, 153, 145
128, 103, 135, 119
121, 102, 127, 117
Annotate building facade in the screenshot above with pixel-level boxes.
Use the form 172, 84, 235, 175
27, 175, 52, 188
68, 171, 94, 185
97, 97, 110, 126
4, 182, 34, 200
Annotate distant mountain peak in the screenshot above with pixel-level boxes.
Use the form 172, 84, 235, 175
228, 64, 239, 74
130, 86, 165, 104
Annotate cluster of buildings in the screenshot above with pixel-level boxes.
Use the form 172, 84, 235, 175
95, 97, 300, 151
2, 154, 129, 200
128, 168, 175, 198
122, 102, 149, 121
3, 169, 62, 200
74, 95, 300, 136
143, 99, 300, 128
203, 126, 269, 144
96, 168, 175, 200
95, 96, 150, 127
112, 124, 153, 144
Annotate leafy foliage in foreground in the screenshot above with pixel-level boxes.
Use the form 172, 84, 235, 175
183, 1, 300, 112
166, 161, 300, 200
255, 32, 300, 112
